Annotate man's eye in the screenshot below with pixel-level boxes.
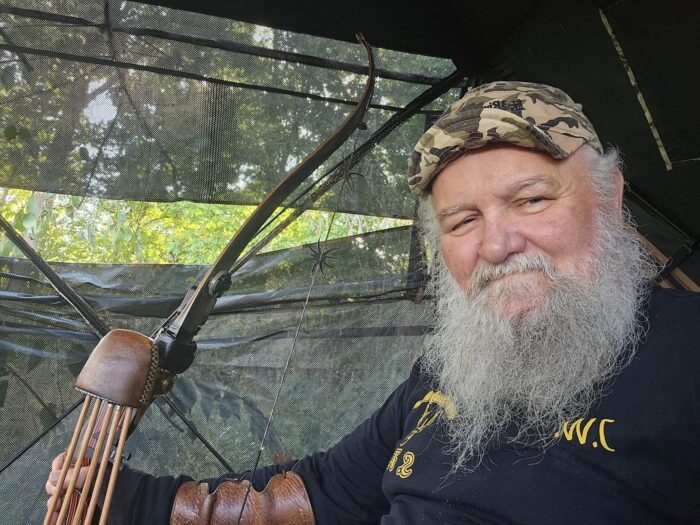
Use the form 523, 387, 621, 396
449, 216, 475, 232
522, 197, 545, 206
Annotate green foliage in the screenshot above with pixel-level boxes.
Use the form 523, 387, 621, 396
3, 125, 16, 141
0, 188, 410, 263
77, 146, 90, 162
0, 1, 457, 220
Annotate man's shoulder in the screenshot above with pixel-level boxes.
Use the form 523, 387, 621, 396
642, 286, 700, 356
647, 286, 700, 324
408, 357, 437, 388
390, 358, 437, 411
650, 285, 700, 303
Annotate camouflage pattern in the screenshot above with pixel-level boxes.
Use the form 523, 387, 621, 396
407, 81, 603, 196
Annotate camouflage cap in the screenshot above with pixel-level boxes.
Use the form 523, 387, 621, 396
407, 81, 603, 196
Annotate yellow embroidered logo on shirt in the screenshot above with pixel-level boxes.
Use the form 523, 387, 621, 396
412, 390, 456, 419
555, 418, 615, 452
395, 452, 415, 479
387, 447, 403, 472
387, 390, 456, 478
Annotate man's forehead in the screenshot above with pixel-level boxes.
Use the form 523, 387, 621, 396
430, 146, 593, 213
435, 174, 560, 217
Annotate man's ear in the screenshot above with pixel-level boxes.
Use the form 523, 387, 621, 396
612, 168, 625, 215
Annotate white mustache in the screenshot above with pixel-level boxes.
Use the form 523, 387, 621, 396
469, 252, 557, 294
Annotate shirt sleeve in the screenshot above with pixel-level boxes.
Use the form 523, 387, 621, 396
105, 363, 420, 524
106, 466, 190, 524
275, 366, 419, 524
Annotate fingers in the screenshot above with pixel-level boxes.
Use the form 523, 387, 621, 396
46, 495, 60, 525
46, 468, 66, 495
51, 452, 66, 471
48, 467, 87, 493
45, 464, 87, 524
46, 453, 66, 495
46, 454, 88, 496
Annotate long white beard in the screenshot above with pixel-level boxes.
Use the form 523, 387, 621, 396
421, 210, 653, 472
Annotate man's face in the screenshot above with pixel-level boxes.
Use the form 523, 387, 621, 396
422, 145, 646, 471
431, 145, 623, 317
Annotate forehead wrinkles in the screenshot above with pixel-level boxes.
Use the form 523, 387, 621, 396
505, 174, 560, 196
433, 148, 570, 210
438, 174, 561, 215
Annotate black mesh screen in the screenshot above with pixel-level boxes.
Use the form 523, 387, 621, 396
0, 0, 459, 218
2, 2, 697, 523
0, 2, 460, 522
0, 224, 431, 521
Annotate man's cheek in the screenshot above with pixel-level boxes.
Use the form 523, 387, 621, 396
441, 244, 476, 288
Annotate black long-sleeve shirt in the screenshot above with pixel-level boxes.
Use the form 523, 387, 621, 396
110, 287, 700, 524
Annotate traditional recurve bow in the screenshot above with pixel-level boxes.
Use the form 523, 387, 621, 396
44, 33, 375, 525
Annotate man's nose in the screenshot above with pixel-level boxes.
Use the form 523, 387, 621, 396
478, 216, 526, 264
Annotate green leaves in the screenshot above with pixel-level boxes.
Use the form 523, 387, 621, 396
4, 124, 37, 157
4, 124, 17, 141
16, 126, 32, 143
4, 124, 32, 143
78, 146, 90, 162
0, 189, 409, 263
23, 194, 40, 231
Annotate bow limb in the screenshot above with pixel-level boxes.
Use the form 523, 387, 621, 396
45, 34, 374, 525
156, 33, 375, 374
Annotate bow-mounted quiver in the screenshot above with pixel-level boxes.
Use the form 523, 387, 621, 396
43, 329, 170, 525
44, 34, 374, 525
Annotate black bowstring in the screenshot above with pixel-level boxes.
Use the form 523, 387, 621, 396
235, 124, 366, 524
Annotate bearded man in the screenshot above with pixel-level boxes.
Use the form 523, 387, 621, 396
47, 81, 700, 524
